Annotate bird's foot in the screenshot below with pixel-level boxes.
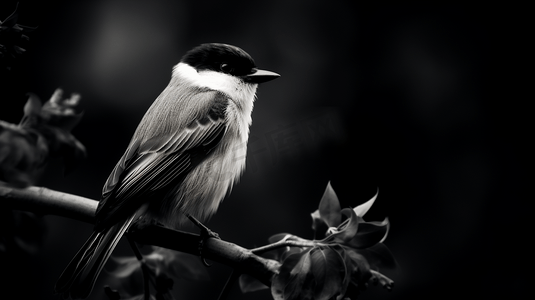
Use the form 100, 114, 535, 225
185, 213, 220, 267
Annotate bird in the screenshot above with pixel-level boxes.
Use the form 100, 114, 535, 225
55, 43, 279, 299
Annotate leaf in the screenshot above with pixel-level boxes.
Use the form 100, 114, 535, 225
347, 218, 389, 249
239, 274, 268, 293
281, 246, 305, 262
266, 233, 298, 262
23, 93, 42, 118
0, 122, 48, 187
310, 210, 321, 231
329, 246, 374, 299
330, 246, 353, 300
309, 246, 345, 300
271, 250, 312, 300
344, 248, 372, 284
4, 90, 87, 181
268, 233, 292, 244
108, 247, 204, 299
271, 246, 353, 300
318, 181, 341, 228
41, 89, 84, 132
107, 254, 145, 297
353, 188, 378, 217
109, 256, 141, 278
284, 250, 313, 300
311, 210, 330, 240
145, 246, 209, 281
321, 208, 360, 245
338, 208, 361, 244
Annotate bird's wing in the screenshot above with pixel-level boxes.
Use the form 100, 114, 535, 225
94, 91, 228, 228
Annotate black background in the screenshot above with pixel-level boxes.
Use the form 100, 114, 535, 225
1, 1, 527, 299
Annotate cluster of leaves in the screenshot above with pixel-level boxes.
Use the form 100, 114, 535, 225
0, 88, 86, 187
0, 3, 35, 71
241, 182, 396, 300
104, 245, 209, 300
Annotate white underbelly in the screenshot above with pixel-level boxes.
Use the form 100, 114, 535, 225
162, 132, 247, 227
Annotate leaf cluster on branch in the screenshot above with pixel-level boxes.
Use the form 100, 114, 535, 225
240, 183, 396, 300
0, 89, 86, 187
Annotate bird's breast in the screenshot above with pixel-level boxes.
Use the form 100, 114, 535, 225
161, 129, 246, 227
161, 96, 253, 228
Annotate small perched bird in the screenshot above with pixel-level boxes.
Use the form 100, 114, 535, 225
55, 43, 279, 299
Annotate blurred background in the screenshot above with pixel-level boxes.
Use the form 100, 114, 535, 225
1, 1, 526, 299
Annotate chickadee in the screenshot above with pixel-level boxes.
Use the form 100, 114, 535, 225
55, 43, 279, 299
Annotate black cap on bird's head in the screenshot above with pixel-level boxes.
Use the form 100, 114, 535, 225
181, 43, 280, 84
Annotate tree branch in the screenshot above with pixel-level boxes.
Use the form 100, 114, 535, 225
129, 224, 280, 286
0, 183, 280, 286
1, 183, 97, 223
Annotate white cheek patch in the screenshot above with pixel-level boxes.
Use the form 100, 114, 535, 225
173, 63, 239, 99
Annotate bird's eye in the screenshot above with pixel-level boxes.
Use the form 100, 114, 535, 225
220, 63, 234, 74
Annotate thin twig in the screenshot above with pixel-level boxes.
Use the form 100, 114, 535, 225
126, 234, 144, 260
217, 269, 241, 300
127, 235, 151, 300
250, 236, 317, 254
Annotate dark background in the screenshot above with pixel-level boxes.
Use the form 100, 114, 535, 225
1, 1, 526, 299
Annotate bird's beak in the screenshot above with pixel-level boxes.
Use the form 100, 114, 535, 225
242, 68, 280, 84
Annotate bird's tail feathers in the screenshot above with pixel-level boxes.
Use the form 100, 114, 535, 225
55, 214, 136, 299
